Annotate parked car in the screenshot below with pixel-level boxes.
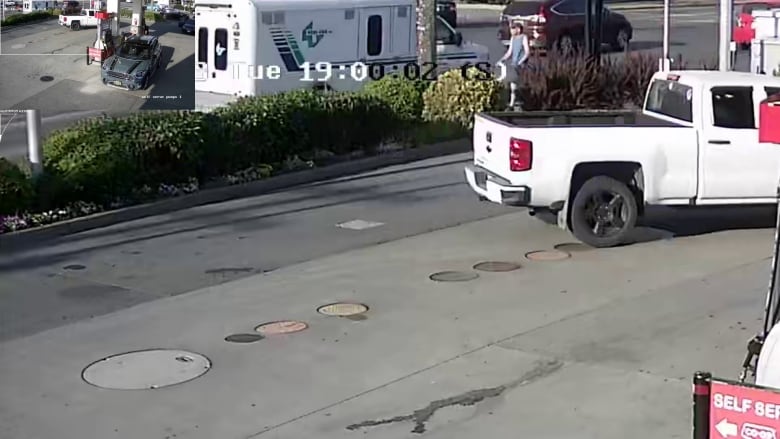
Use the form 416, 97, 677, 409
464, 71, 780, 247
733, 1, 780, 50
161, 6, 184, 19
179, 15, 194, 34
437, 0, 457, 28
101, 34, 162, 90
498, 0, 632, 53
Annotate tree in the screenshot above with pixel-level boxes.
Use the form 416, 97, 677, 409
416, 0, 436, 65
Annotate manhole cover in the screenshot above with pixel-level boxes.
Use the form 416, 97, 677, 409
472, 261, 522, 272
553, 243, 591, 252
317, 302, 369, 317
40, 75, 54, 82
224, 333, 264, 343
255, 320, 308, 335
525, 250, 571, 261
429, 271, 479, 282
81, 349, 211, 390
63, 264, 86, 270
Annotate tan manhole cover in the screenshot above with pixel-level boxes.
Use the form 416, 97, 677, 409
553, 243, 591, 252
525, 250, 571, 261
429, 271, 479, 282
224, 333, 264, 343
317, 302, 369, 317
255, 320, 308, 335
472, 261, 522, 272
81, 349, 211, 390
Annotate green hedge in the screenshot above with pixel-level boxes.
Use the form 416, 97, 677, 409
1, 11, 52, 26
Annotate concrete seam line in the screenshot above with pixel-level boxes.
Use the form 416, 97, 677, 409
0, 138, 470, 250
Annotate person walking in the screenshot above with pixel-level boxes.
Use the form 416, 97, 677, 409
498, 21, 530, 110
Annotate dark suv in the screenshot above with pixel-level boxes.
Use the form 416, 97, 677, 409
498, 0, 633, 53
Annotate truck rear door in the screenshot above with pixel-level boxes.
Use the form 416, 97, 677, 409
195, 6, 246, 95
472, 113, 516, 179
698, 85, 780, 201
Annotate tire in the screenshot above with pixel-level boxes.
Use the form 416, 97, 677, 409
611, 27, 630, 52
71, 21, 79, 30
570, 176, 638, 248
740, 42, 750, 50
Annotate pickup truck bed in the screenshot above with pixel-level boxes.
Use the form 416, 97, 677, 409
479, 110, 682, 127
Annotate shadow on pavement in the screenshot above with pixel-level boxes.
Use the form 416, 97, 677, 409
140, 48, 195, 109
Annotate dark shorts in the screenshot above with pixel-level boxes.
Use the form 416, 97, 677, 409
503, 64, 523, 85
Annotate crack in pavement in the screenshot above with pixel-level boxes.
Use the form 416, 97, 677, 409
345, 359, 564, 434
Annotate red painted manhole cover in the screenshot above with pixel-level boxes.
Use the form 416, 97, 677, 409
255, 320, 308, 335
525, 250, 570, 261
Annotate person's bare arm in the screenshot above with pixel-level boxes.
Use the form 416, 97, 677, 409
499, 37, 513, 62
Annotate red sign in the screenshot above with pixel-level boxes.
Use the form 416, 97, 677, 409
710, 380, 780, 439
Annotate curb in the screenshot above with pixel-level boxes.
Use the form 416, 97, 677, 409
0, 138, 471, 251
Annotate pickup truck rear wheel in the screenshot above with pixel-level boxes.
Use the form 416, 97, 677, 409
570, 176, 638, 248
71, 21, 80, 30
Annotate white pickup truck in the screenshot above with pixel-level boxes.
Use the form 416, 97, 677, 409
58, 8, 99, 30
465, 70, 780, 247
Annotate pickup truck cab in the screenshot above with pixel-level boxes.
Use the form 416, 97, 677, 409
464, 70, 780, 247
59, 8, 99, 30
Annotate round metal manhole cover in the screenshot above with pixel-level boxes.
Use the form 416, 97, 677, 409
553, 243, 591, 253
525, 250, 571, 261
255, 320, 308, 335
224, 333, 264, 343
81, 349, 211, 390
40, 75, 54, 82
472, 261, 522, 272
317, 302, 369, 317
429, 271, 480, 282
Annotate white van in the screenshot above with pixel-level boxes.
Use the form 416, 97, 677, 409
194, 0, 490, 110
22, 0, 53, 12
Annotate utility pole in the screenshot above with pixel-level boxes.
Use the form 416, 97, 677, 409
660, 0, 671, 70
718, 0, 734, 71
416, 0, 436, 65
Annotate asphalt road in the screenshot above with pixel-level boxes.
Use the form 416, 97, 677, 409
0, 17, 194, 116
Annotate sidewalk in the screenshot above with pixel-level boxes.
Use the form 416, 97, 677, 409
0, 212, 771, 438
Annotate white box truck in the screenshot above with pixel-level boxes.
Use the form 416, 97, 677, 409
193, 0, 490, 111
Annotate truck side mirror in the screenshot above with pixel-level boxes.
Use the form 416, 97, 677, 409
454, 32, 463, 46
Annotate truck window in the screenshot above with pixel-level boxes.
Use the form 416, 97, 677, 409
711, 86, 754, 129
645, 79, 693, 123
214, 28, 227, 70
197, 27, 207, 63
367, 15, 382, 56
435, 17, 456, 44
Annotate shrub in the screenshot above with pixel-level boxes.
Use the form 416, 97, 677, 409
43, 111, 209, 204
363, 76, 429, 123
1, 10, 51, 26
422, 67, 502, 129
0, 158, 33, 215
51, 8, 62, 15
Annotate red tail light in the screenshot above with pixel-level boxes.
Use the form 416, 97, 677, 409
509, 138, 532, 171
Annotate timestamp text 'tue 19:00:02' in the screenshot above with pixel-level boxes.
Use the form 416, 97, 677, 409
232, 61, 503, 81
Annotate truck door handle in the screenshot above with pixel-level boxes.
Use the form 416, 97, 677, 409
707, 139, 731, 145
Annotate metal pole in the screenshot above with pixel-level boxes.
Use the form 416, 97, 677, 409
692, 372, 712, 439
662, 0, 671, 70
584, 0, 592, 56
719, 0, 734, 71
593, 0, 603, 61
26, 109, 42, 178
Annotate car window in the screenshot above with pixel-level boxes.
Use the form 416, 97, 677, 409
645, 79, 693, 123
711, 86, 754, 129
553, 0, 585, 14
435, 16, 455, 43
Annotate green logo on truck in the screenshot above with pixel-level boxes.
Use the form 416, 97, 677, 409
301, 21, 331, 48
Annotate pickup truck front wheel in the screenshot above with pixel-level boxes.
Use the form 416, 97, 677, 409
571, 176, 638, 248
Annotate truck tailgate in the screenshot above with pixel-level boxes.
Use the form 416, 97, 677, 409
473, 113, 514, 178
